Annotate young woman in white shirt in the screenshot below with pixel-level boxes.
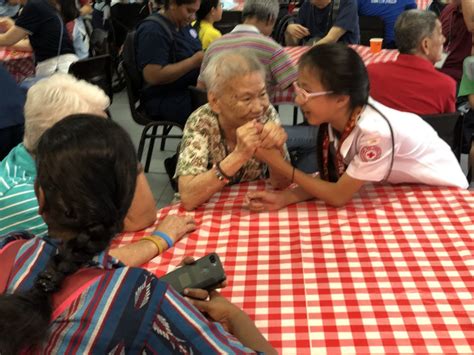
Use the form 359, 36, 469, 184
247, 43, 468, 210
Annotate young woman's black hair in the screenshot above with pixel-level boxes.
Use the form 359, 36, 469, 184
163, 0, 199, 9
0, 114, 138, 353
58, 0, 80, 23
298, 43, 370, 182
194, 0, 220, 31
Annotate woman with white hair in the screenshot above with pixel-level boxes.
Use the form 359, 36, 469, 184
0, 74, 196, 266
176, 50, 291, 210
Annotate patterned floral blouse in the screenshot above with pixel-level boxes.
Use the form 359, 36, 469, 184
175, 104, 289, 184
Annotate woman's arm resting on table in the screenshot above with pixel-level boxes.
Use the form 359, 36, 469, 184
179, 150, 248, 211
254, 148, 291, 189
143, 51, 203, 86
179, 120, 262, 210
187, 290, 277, 354
110, 215, 196, 266
0, 26, 29, 47
123, 171, 157, 232
251, 148, 365, 207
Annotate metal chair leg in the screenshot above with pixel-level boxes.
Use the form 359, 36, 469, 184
145, 125, 158, 172
160, 125, 173, 151
293, 106, 299, 125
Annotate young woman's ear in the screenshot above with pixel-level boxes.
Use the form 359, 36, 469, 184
34, 180, 46, 215
335, 94, 351, 110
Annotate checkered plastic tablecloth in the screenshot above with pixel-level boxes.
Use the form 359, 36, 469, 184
0, 47, 34, 83
112, 181, 474, 354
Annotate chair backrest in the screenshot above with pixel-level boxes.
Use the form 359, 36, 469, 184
271, 13, 296, 45
359, 15, 385, 46
189, 86, 208, 111
89, 28, 109, 57
68, 54, 113, 102
214, 10, 242, 35
122, 58, 150, 126
420, 112, 464, 161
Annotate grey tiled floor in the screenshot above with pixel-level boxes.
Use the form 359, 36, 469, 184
110, 91, 472, 210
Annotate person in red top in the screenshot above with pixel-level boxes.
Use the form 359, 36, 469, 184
440, 0, 473, 82
367, 10, 456, 115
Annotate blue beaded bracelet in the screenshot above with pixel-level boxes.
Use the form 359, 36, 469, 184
153, 231, 173, 248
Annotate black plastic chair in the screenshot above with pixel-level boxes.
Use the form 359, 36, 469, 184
189, 85, 208, 110
68, 54, 113, 103
420, 112, 464, 162
214, 10, 242, 35
122, 61, 183, 173
359, 15, 385, 47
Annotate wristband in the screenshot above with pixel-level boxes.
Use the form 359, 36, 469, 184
153, 231, 173, 248
142, 236, 164, 255
213, 163, 230, 184
216, 161, 233, 180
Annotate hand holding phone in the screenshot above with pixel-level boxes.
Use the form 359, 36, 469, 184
160, 253, 226, 295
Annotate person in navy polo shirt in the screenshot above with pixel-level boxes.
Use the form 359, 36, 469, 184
285, 0, 359, 46
367, 10, 456, 115
136, 0, 203, 126
0, 65, 24, 160
358, 0, 416, 49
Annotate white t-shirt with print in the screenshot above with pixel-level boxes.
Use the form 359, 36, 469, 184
334, 98, 468, 189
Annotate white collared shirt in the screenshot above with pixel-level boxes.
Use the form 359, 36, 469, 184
330, 98, 468, 188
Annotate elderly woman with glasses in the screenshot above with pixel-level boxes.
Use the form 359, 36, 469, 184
175, 50, 292, 211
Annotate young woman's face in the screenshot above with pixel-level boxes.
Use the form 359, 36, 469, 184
295, 67, 336, 126
212, 0, 223, 22
172, 0, 201, 28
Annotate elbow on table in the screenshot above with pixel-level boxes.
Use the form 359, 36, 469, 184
325, 195, 352, 208
180, 196, 199, 211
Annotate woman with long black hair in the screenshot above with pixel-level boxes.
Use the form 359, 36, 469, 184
0, 114, 275, 354
246, 43, 468, 210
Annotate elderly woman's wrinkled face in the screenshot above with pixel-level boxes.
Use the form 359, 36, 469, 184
214, 72, 269, 128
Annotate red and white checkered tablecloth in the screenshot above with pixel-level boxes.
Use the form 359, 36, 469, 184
272, 45, 399, 105
417, 0, 431, 10
0, 47, 35, 83
112, 181, 474, 354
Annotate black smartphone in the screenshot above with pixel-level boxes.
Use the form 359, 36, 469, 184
160, 253, 226, 295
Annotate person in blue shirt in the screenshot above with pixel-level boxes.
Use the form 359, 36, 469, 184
0, 65, 25, 160
0, 0, 19, 17
285, 0, 359, 46
358, 0, 417, 48
136, 0, 203, 126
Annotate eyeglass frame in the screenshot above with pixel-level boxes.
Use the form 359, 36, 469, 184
293, 82, 333, 103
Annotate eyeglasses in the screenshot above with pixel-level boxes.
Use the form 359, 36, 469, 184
293, 82, 333, 103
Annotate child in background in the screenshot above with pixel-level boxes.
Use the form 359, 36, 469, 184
194, 0, 222, 50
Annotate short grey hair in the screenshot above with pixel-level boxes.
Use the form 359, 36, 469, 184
24, 73, 110, 153
201, 49, 266, 94
395, 10, 438, 54
242, 0, 279, 23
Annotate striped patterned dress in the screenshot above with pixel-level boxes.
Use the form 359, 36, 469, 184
0, 231, 257, 354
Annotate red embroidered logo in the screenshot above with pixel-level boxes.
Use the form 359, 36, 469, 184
359, 145, 382, 162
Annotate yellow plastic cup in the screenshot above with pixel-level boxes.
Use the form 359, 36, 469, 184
370, 38, 383, 54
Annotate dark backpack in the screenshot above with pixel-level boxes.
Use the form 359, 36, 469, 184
122, 13, 175, 92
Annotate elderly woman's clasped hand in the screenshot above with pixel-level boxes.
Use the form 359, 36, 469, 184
234, 120, 287, 160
